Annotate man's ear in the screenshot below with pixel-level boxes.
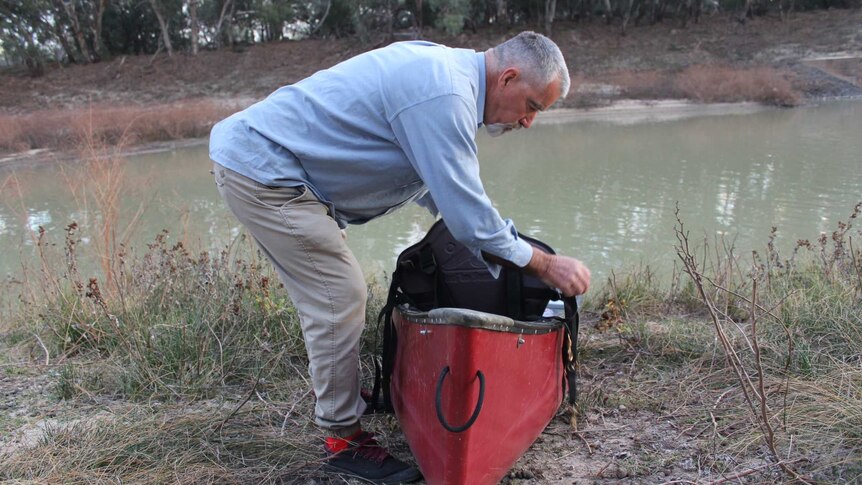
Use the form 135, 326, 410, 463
500, 67, 519, 87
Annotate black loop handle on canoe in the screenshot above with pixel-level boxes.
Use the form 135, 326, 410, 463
435, 366, 485, 433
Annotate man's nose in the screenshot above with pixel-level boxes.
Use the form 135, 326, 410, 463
520, 112, 536, 129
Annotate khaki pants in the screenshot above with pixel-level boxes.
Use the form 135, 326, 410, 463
214, 163, 366, 435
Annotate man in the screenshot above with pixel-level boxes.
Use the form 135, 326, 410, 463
210, 31, 591, 484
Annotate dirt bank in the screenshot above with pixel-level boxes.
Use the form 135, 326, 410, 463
2, 9, 861, 115
1, 9, 861, 162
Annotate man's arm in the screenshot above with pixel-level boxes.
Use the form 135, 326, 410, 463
390, 95, 534, 271
484, 248, 591, 297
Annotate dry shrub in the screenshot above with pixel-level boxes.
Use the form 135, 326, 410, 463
607, 69, 681, 100
0, 109, 74, 153
0, 116, 25, 152
666, 203, 862, 481
0, 99, 242, 153
676, 65, 801, 107
568, 67, 800, 106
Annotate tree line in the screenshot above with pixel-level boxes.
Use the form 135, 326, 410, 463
2, 0, 859, 76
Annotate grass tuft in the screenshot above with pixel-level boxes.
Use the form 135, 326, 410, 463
1, 403, 327, 483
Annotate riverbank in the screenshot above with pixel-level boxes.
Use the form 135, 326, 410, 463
2, 96, 857, 174
1, 202, 860, 482
0, 99, 767, 172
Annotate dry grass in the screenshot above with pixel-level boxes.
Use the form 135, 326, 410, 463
607, 69, 680, 100
684, 205, 859, 480
675, 65, 802, 107
577, 202, 862, 482
2, 401, 327, 483
570, 65, 803, 107
0, 99, 242, 153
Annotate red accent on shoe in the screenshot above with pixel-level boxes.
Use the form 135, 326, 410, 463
324, 431, 422, 482
324, 430, 364, 454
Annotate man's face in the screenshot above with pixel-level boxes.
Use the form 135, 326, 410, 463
485, 68, 561, 132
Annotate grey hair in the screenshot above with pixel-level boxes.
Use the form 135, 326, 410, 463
493, 31, 571, 99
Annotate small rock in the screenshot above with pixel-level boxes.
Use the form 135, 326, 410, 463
509, 469, 535, 479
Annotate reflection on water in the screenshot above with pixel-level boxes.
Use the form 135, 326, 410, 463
2, 101, 861, 285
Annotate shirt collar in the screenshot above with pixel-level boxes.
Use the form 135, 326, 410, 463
476, 51, 486, 127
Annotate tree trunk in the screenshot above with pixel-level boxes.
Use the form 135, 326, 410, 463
90, 0, 109, 61
602, 0, 613, 24
148, 0, 174, 56
496, 0, 508, 26
309, 0, 331, 36
57, 0, 93, 63
214, 0, 233, 49
544, 0, 557, 35
189, 0, 199, 55
622, 0, 633, 34
24, 32, 45, 76
740, 0, 754, 21
226, 1, 236, 47
681, 0, 691, 27
51, 12, 79, 63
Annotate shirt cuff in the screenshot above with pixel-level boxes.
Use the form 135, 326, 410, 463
478, 237, 534, 279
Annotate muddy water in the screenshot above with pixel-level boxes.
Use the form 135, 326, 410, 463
1, 101, 861, 285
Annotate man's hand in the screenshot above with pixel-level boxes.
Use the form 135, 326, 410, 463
525, 248, 591, 297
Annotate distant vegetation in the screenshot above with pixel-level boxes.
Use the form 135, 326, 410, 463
2, 0, 860, 76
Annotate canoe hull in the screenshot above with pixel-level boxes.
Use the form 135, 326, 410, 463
391, 306, 565, 485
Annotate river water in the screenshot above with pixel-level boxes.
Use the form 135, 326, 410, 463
1, 101, 860, 285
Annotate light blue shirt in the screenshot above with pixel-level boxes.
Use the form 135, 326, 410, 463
209, 40, 534, 270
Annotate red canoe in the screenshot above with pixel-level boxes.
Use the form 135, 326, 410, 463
390, 306, 566, 485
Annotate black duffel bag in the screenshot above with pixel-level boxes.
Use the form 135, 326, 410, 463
372, 219, 580, 411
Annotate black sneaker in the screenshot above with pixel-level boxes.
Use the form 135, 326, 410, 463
323, 431, 422, 484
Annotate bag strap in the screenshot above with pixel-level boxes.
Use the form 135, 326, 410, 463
371, 270, 405, 414
561, 295, 580, 405
506, 270, 523, 320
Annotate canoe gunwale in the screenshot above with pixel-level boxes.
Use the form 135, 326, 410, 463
396, 304, 563, 335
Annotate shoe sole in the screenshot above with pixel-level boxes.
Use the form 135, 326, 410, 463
322, 463, 422, 484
